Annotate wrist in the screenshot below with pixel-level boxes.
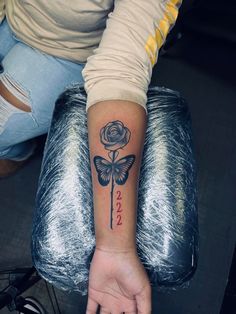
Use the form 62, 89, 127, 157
95, 244, 137, 254
95, 233, 136, 253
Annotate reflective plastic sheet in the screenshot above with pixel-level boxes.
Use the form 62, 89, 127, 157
32, 85, 198, 295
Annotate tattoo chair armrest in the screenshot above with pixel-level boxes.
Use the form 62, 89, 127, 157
32, 85, 198, 295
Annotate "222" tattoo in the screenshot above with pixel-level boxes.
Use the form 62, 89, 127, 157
116, 190, 122, 226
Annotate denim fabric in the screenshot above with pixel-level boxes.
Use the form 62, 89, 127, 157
0, 19, 85, 160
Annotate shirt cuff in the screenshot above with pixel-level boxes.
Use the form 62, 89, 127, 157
85, 80, 148, 115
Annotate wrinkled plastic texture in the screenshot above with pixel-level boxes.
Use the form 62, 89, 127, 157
32, 85, 198, 295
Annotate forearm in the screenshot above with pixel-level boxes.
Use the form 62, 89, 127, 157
87, 100, 147, 252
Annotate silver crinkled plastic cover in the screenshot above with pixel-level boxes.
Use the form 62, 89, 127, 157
32, 85, 198, 295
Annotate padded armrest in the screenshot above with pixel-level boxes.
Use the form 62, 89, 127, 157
32, 85, 198, 295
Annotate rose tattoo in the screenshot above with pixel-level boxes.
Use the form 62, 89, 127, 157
94, 120, 135, 229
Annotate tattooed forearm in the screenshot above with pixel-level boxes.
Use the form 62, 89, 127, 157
93, 120, 135, 229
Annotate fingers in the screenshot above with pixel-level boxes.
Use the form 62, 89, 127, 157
100, 307, 110, 314
135, 284, 152, 314
90, 304, 138, 314
100, 310, 128, 314
100, 308, 132, 314
86, 296, 99, 314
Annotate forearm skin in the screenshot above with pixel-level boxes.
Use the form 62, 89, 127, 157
87, 100, 147, 252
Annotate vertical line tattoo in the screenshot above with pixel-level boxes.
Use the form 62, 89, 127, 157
93, 120, 135, 229
110, 151, 115, 229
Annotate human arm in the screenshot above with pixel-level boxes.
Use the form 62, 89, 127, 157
84, 1, 182, 312
86, 100, 151, 314
82, 0, 182, 112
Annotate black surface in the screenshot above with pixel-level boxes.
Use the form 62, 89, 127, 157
220, 246, 236, 314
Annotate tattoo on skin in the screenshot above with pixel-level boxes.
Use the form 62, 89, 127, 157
94, 120, 135, 229
116, 190, 123, 226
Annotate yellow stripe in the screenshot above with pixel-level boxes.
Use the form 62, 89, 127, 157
145, 0, 181, 66
155, 28, 163, 49
171, 0, 182, 6
159, 17, 170, 39
145, 42, 156, 66
166, 3, 178, 23
145, 35, 158, 66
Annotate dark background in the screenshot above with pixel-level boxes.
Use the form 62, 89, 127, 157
0, 0, 236, 313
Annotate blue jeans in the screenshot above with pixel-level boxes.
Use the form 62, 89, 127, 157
0, 19, 85, 160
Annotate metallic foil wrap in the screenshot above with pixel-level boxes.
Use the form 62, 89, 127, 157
32, 85, 198, 295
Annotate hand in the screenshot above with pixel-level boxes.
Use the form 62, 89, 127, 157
86, 248, 152, 314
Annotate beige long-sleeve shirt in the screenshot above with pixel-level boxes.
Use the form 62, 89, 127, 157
0, 0, 181, 113
0, 0, 4, 23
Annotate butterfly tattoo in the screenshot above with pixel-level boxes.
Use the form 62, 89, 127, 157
94, 155, 135, 186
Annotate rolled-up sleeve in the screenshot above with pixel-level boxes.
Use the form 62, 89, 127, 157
0, 0, 5, 24
82, 0, 182, 114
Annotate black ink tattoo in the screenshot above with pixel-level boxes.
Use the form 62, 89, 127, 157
93, 120, 135, 229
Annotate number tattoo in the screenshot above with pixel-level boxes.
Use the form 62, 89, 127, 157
116, 191, 123, 225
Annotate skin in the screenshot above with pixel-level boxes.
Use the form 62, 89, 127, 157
87, 100, 151, 314
0, 80, 31, 112
86, 248, 151, 314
